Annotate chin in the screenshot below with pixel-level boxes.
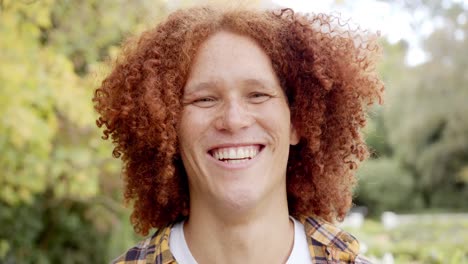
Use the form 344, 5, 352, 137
217, 187, 264, 213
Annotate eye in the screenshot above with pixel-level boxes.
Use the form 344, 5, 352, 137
248, 92, 271, 104
192, 97, 217, 108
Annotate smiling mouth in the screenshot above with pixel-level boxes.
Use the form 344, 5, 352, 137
208, 145, 264, 164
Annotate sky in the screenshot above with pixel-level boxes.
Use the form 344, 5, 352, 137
271, 0, 468, 66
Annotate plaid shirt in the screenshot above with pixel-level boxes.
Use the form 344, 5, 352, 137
112, 216, 372, 264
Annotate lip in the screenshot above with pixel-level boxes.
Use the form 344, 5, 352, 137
206, 143, 265, 170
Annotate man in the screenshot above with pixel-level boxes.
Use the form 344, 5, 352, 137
94, 6, 383, 264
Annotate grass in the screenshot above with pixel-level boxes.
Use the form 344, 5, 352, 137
342, 217, 468, 263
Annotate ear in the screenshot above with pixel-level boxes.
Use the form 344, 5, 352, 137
290, 124, 300, 145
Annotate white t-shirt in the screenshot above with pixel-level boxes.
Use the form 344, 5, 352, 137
169, 217, 312, 264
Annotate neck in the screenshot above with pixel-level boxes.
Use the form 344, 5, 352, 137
184, 194, 293, 264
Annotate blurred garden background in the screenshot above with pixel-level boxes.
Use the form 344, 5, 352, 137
0, 0, 467, 263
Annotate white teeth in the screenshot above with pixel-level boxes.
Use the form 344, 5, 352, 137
237, 148, 245, 158
211, 145, 261, 162
229, 148, 236, 159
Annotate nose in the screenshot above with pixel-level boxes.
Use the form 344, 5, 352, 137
215, 99, 254, 133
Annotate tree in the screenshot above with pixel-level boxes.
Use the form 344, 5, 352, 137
0, 0, 166, 262
381, 0, 468, 208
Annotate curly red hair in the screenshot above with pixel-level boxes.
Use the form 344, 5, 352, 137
93, 6, 383, 235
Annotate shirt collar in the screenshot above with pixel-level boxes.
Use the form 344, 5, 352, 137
149, 224, 176, 264
150, 216, 361, 263
302, 216, 361, 256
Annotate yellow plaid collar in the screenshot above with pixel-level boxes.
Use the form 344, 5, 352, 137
112, 216, 366, 264
302, 216, 363, 263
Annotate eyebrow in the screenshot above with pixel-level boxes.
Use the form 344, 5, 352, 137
183, 81, 218, 97
242, 78, 278, 90
184, 78, 278, 95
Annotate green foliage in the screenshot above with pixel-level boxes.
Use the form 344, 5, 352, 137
45, 0, 166, 74
0, 195, 141, 263
0, 190, 140, 263
355, 158, 423, 215
381, 1, 468, 209
0, 0, 161, 262
359, 0, 468, 213
364, 106, 393, 158
0, 0, 100, 206
345, 218, 468, 264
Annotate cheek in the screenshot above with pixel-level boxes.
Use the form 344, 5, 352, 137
259, 102, 292, 134
178, 110, 195, 150
178, 108, 211, 147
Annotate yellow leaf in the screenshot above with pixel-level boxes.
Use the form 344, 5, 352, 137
456, 166, 468, 183
0, 185, 18, 206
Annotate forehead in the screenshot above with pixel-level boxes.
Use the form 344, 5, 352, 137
184, 31, 280, 92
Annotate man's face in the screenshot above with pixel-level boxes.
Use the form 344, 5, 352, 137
178, 31, 299, 213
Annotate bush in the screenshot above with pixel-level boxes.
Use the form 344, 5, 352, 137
0, 195, 140, 263
344, 218, 468, 264
355, 158, 424, 215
